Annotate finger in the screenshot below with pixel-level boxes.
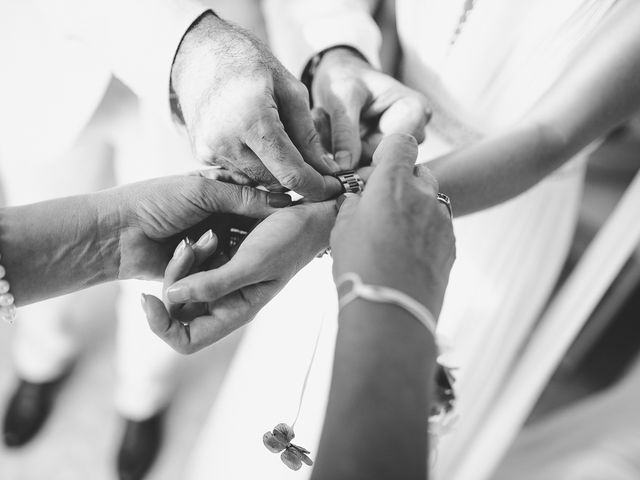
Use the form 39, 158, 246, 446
143, 294, 194, 354
191, 229, 219, 266
244, 108, 342, 200
170, 280, 275, 353
355, 165, 374, 183
164, 249, 262, 304
378, 96, 431, 143
367, 134, 419, 193
413, 163, 440, 199
191, 166, 256, 186
361, 132, 383, 164
201, 180, 292, 217
326, 90, 367, 169
334, 193, 361, 229
279, 85, 340, 175
164, 239, 196, 290
311, 107, 333, 153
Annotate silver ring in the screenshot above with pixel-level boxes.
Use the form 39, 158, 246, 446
334, 170, 365, 194
437, 193, 453, 218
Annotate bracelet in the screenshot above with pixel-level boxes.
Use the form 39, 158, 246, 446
336, 273, 436, 336
0, 255, 16, 324
337, 273, 457, 430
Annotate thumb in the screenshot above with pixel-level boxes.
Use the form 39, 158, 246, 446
327, 92, 366, 170
368, 134, 419, 191
202, 180, 291, 218
333, 193, 361, 231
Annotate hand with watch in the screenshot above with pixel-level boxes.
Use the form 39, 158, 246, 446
304, 45, 432, 170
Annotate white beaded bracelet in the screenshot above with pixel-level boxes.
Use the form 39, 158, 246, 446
336, 272, 437, 336
0, 257, 16, 324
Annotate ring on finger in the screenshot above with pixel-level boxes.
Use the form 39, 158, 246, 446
334, 170, 365, 194
437, 193, 453, 219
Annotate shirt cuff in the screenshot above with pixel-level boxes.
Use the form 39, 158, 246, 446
264, 2, 382, 78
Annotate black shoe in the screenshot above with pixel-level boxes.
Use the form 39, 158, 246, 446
2, 375, 67, 447
117, 412, 164, 480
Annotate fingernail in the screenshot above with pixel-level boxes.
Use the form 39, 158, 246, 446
268, 193, 292, 208
173, 239, 188, 259
140, 293, 148, 312
335, 151, 352, 168
166, 284, 190, 303
195, 229, 214, 247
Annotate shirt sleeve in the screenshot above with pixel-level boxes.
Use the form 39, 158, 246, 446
263, 0, 383, 77
36, 0, 210, 123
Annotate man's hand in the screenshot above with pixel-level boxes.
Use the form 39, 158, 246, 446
331, 134, 455, 316
104, 172, 291, 281
312, 47, 431, 169
171, 12, 341, 200
141, 200, 337, 354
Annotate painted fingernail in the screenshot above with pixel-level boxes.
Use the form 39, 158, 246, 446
166, 284, 190, 303
268, 193, 292, 208
335, 151, 352, 168
195, 229, 214, 248
173, 239, 188, 259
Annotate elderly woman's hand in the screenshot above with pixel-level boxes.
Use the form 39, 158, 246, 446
100, 172, 291, 281
140, 199, 337, 354
330, 134, 455, 316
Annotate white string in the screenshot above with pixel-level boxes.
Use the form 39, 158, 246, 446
291, 311, 325, 429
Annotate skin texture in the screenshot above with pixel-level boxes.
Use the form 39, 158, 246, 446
0, 173, 290, 306
172, 11, 342, 200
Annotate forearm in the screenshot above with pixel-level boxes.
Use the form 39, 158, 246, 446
312, 300, 436, 480
423, 0, 640, 217
422, 122, 567, 216
0, 193, 120, 306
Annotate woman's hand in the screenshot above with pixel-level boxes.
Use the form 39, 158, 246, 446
141, 200, 337, 354
99, 172, 291, 281
330, 134, 455, 316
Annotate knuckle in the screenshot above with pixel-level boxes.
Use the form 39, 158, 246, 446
239, 185, 261, 207
303, 126, 321, 148
278, 169, 305, 191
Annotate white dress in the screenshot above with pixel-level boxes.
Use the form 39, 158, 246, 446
185, 1, 619, 479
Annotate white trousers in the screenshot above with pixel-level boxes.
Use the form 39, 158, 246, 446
2, 79, 197, 420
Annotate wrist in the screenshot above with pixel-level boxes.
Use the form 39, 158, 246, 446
333, 260, 446, 318
302, 45, 369, 106
171, 11, 226, 118
91, 189, 127, 281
